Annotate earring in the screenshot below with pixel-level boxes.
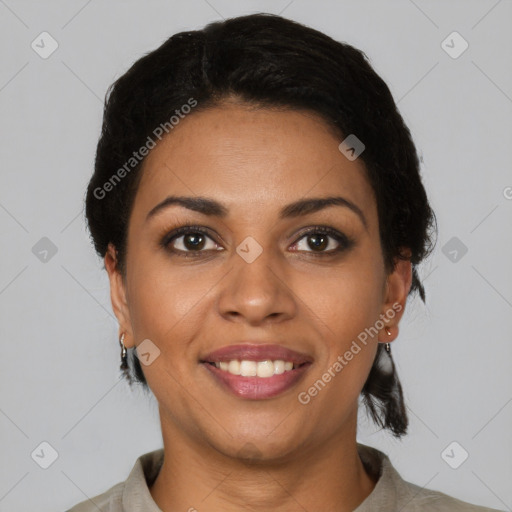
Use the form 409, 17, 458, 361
118, 332, 134, 385
384, 326, 391, 353
119, 332, 128, 369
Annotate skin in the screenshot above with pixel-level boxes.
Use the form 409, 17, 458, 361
105, 99, 412, 512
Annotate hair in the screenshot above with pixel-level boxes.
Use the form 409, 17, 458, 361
85, 13, 437, 438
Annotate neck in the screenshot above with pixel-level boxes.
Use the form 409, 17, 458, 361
149, 409, 378, 512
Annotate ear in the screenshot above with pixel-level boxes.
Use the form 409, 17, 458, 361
104, 243, 134, 348
379, 247, 413, 343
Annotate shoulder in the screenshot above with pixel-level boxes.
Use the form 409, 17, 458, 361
64, 448, 164, 512
65, 481, 124, 511
356, 443, 504, 512
396, 478, 504, 511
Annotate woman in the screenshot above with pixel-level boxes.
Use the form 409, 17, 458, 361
68, 13, 502, 512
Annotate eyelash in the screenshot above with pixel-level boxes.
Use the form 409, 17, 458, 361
160, 224, 355, 258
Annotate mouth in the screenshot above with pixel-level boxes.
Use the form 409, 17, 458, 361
198, 343, 314, 400
199, 360, 312, 400
202, 359, 308, 376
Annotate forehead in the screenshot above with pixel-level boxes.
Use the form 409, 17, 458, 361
131, 102, 377, 228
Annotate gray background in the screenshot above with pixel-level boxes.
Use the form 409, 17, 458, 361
0, 0, 511, 511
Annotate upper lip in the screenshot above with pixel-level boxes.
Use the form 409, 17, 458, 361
200, 343, 314, 365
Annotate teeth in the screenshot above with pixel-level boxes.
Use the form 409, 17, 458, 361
240, 360, 257, 377
212, 360, 300, 377
227, 360, 240, 375
256, 360, 273, 378
274, 360, 285, 375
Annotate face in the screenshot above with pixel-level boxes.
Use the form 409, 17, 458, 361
106, 100, 411, 462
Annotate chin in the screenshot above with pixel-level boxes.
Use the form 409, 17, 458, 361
211, 431, 303, 464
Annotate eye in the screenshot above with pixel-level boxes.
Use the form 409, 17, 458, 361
162, 226, 221, 257
290, 226, 354, 255
161, 224, 355, 258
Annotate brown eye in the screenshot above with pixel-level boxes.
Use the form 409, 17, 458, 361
180, 232, 207, 251
305, 233, 330, 251
162, 226, 221, 256
290, 226, 355, 255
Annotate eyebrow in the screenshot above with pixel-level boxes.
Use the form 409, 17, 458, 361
146, 195, 368, 231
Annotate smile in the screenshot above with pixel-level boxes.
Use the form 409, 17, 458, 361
209, 359, 302, 377
201, 360, 312, 399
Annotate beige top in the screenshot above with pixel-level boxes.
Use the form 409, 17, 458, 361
66, 443, 503, 511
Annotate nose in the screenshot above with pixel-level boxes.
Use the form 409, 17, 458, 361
216, 246, 297, 326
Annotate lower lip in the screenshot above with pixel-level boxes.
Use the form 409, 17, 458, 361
201, 362, 312, 400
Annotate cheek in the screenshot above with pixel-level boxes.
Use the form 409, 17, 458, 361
294, 257, 383, 394
125, 261, 214, 398
126, 255, 216, 343
296, 269, 381, 427
298, 257, 384, 336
